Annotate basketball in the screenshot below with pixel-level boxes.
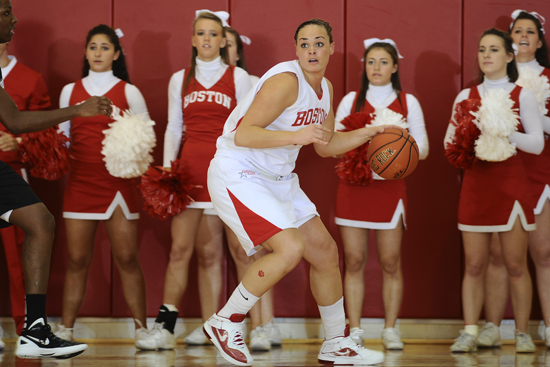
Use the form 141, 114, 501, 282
367, 127, 419, 180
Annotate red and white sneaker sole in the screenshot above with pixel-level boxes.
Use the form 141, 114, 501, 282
203, 322, 252, 367
318, 353, 385, 365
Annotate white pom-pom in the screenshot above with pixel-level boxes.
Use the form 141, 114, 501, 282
517, 66, 550, 116
370, 108, 409, 129
474, 134, 517, 161
102, 110, 156, 178
471, 88, 519, 161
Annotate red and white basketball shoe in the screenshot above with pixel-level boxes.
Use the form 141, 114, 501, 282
203, 313, 253, 366
318, 325, 384, 365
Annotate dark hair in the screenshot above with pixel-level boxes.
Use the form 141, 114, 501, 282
294, 19, 333, 44
224, 27, 248, 71
477, 28, 518, 83
509, 11, 550, 68
355, 43, 403, 113
184, 12, 229, 92
82, 24, 129, 83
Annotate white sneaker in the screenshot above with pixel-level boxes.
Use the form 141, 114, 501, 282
184, 326, 210, 345
515, 330, 535, 353
250, 326, 271, 351
450, 331, 477, 352
134, 322, 151, 349
54, 325, 74, 341
135, 322, 176, 350
203, 313, 253, 366
382, 327, 404, 350
350, 327, 364, 345
262, 321, 282, 346
477, 322, 501, 347
545, 325, 550, 348
318, 325, 384, 365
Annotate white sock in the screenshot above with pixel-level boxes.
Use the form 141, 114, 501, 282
218, 283, 259, 319
319, 297, 346, 340
465, 324, 479, 337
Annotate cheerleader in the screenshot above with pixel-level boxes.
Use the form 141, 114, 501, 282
479, 10, 550, 349
225, 27, 260, 86
334, 39, 428, 350
55, 25, 150, 347
444, 28, 544, 353
137, 10, 252, 350
223, 25, 282, 351
0, 42, 52, 341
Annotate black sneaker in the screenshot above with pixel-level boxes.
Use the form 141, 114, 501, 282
15, 318, 88, 359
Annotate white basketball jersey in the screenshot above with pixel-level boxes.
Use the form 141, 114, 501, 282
215, 60, 330, 177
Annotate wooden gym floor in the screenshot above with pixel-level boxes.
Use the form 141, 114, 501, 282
1, 340, 550, 366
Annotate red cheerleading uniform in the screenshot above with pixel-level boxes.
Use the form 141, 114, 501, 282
0, 60, 51, 335
458, 85, 535, 231
63, 79, 140, 219
335, 92, 408, 229
180, 66, 237, 203
521, 67, 550, 214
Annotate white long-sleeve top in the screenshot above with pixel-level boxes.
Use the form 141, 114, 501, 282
58, 70, 149, 139
517, 58, 550, 135
444, 76, 544, 155
163, 56, 252, 167
335, 83, 429, 159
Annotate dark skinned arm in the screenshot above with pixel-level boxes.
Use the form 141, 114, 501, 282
0, 86, 112, 134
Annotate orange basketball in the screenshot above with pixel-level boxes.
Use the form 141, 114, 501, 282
366, 127, 419, 180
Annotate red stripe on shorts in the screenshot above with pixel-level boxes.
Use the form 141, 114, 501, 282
227, 188, 282, 246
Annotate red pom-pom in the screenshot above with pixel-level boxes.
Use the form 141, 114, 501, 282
335, 112, 374, 185
139, 159, 202, 220
445, 99, 481, 169
19, 127, 70, 180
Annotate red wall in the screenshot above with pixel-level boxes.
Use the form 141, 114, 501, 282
0, 0, 548, 321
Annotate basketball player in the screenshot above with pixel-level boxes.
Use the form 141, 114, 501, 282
0, 0, 112, 359
444, 28, 543, 353
203, 19, 387, 366
0, 40, 52, 342
137, 10, 252, 350
334, 38, 429, 350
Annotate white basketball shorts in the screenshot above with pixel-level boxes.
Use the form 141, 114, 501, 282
207, 153, 318, 255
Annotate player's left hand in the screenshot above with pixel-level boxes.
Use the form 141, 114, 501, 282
0, 131, 19, 151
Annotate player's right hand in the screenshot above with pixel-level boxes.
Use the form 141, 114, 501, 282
78, 96, 113, 118
294, 124, 332, 146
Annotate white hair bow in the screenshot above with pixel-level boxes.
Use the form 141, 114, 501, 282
195, 9, 230, 27
363, 38, 404, 59
240, 35, 251, 45
115, 28, 124, 38
510, 9, 545, 34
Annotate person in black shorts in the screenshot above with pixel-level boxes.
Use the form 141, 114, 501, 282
0, 0, 112, 359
